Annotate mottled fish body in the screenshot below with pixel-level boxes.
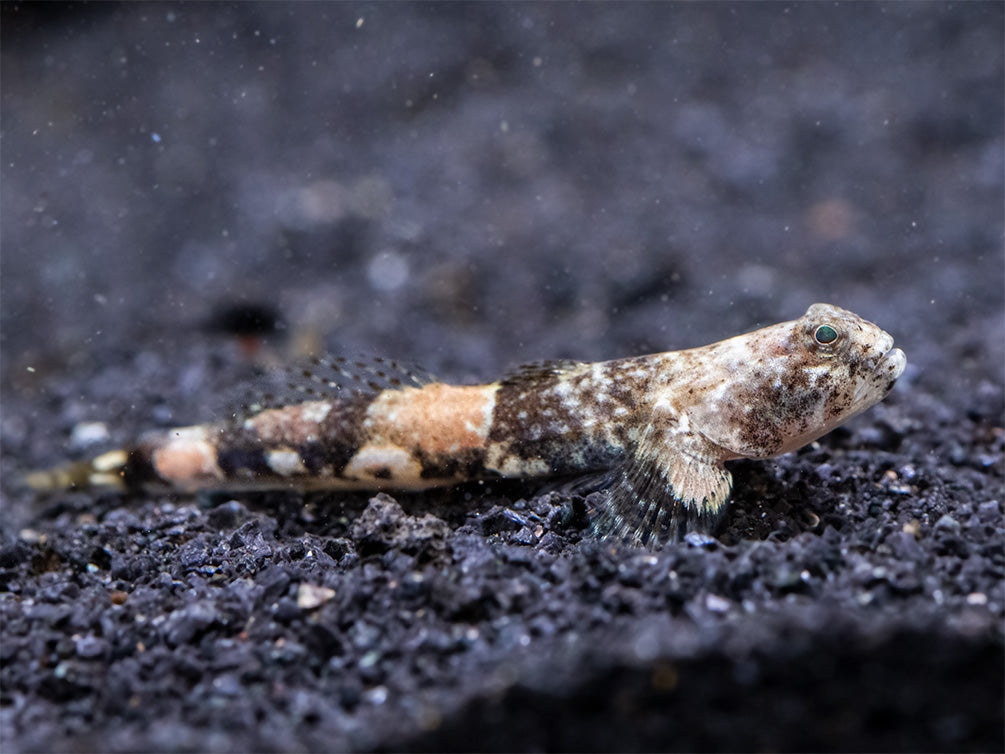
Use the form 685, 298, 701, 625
29, 304, 906, 547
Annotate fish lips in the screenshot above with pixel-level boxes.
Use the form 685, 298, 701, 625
880, 347, 907, 380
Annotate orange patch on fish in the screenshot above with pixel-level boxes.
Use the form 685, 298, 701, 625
365, 383, 498, 455
153, 435, 222, 483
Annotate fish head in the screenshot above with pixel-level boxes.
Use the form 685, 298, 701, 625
688, 303, 906, 460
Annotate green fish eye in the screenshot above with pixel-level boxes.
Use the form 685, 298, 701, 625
814, 324, 838, 345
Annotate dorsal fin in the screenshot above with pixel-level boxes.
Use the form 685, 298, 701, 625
225, 354, 437, 418
498, 359, 586, 388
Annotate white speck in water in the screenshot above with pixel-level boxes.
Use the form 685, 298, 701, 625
151, 133, 161, 143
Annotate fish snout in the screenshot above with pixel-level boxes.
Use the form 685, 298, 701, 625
880, 347, 907, 380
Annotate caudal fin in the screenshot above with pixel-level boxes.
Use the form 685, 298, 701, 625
25, 450, 130, 492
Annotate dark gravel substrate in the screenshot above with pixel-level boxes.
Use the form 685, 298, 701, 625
2, 3, 1002, 752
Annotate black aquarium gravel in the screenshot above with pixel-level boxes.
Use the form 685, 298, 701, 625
2, 3, 1002, 752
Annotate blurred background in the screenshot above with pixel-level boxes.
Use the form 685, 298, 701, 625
2, 1, 1002, 459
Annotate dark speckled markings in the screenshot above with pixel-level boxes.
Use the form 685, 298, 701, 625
486, 361, 642, 477
28, 304, 906, 548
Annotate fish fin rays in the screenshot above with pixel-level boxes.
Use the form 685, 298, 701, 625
224, 354, 437, 420
498, 359, 587, 388
591, 419, 732, 549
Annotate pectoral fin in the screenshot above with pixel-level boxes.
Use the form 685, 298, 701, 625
591, 420, 732, 548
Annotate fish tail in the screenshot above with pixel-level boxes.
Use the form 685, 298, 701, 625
25, 449, 131, 492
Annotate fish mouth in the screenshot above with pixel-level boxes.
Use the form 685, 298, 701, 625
878, 347, 907, 380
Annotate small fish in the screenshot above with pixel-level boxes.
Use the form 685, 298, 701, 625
28, 304, 906, 547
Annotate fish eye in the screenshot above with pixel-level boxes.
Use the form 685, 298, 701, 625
814, 324, 839, 345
